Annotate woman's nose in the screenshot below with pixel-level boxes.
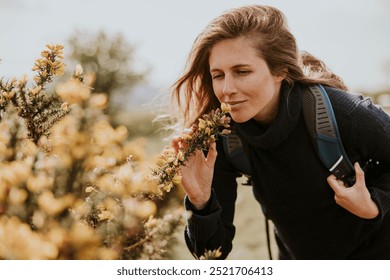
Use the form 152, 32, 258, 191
222, 75, 236, 96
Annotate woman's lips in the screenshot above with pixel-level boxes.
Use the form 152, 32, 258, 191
226, 100, 246, 107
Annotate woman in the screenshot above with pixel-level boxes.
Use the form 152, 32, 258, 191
170, 5, 390, 259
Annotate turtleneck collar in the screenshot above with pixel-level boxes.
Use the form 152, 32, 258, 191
237, 82, 303, 150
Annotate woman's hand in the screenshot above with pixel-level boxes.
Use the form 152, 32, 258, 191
327, 162, 379, 219
171, 130, 218, 210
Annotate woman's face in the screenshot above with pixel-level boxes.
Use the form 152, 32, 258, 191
209, 37, 285, 124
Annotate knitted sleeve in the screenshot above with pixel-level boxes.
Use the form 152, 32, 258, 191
349, 96, 390, 218
184, 139, 240, 259
326, 86, 390, 219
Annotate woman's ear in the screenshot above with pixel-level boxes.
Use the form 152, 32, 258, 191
274, 69, 287, 82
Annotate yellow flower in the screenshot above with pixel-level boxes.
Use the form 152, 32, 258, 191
31, 210, 46, 229
56, 79, 91, 104
154, 156, 165, 167
177, 151, 185, 161
163, 182, 173, 192
41, 50, 50, 58
136, 201, 157, 219
1, 90, 15, 99
166, 156, 175, 163
46, 44, 64, 53
60, 102, 69, 111
29, 86, 42, 96
33, 76, 41, 83
8, 188, 28, 204
172, 174, 182, 186
32, 64, 40, 71
26, 173, 53, 192
69, 222, 99, 248
74, 64, 83, 76
98, 210, 113, 221
37, 191, 74, 216
221, 102, 231, 113
18, 75, 28, 86
53, 63, 66, 76
114, 125, 128, 142
181, 133, 192, 141
35, 58, 46, 68
0, 216, 59, 259
89, 93, 107, 109
165, 167, 174, 175
162, 146, 175, 157
198, 119, 206, 129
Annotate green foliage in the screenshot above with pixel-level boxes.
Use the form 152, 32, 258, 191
113, 110, 166, 138
67, 30, 147, 112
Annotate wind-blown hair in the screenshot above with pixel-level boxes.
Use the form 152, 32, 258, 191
171, 5, 348, 127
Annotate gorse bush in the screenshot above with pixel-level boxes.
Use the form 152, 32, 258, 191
0, 44, 68, 144
0, 45, 185, 260
150, 104, 231, 195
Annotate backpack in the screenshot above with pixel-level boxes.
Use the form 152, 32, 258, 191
222, 84, 356, 187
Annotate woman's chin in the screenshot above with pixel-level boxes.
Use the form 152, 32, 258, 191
230, 113, 251, 124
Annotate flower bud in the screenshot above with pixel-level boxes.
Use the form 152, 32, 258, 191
74, 64, 83, 76
221, 102, 231, 113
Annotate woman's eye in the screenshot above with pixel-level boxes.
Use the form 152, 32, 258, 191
237, 70, 249, 75
212, 74, 223, 80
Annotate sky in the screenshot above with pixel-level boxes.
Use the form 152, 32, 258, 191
1, 0, 390, 92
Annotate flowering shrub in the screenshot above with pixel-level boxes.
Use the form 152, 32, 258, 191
0, 44, 68, 144
150, 104, 231, 195
0, 45, 185, 260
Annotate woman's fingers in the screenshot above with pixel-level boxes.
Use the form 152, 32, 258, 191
327, 174, 347, 193
327, 162, 364, 192
170, 128, 195, 152
327, 162, 379, 219
170, 135, 181, 152
353, 162, 365, 189
206, 142, 218, 167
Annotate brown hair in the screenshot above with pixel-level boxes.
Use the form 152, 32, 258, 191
171, 5, 348, 127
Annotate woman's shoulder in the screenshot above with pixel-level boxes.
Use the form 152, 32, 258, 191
324, 85, 390, 130
322, 85, 367, 114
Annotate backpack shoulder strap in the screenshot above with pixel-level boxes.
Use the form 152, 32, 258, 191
221, 123, 252, 177
302, 84, 356, 186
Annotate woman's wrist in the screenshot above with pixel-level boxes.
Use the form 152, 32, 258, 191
189, 196, 210, 211
188, 190, 212, 211
363, 199, 379, 219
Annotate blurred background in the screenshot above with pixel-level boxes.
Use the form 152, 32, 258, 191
1, 0, 389, 260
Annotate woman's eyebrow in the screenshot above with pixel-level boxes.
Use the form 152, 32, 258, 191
210, 63, 252, 72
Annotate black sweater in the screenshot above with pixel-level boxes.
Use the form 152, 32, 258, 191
184, 82, 390, 260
